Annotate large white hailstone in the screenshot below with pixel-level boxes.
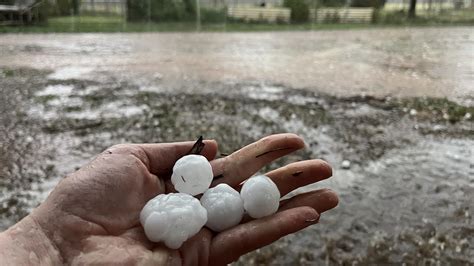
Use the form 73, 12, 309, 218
171, 155, 213, 196
240, 175, 280, 219
140, 193, 207, 249
200, 184, 244, 232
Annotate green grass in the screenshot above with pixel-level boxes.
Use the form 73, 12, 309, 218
377, 9, 474, 25
1, 10, 473, 33
0, 16, 375, 33
397, 97, 473, 123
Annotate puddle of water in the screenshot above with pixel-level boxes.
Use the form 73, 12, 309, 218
47, 66, 94, 80
242, 85, 285, 101
244, 138, 473, 265
36, 84, 74, 96
2, 28, 472, 103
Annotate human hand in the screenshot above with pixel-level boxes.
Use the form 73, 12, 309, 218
0, 133, 338, 265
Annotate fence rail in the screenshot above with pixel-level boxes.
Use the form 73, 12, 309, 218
311, 8, 373, 23
80, 0, 125, 15
227, 6, 290, 23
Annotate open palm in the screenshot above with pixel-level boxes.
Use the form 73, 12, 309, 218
30, 133, 338, 265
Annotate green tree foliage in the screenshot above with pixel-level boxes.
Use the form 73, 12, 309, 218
318, 0, 346, 7
57, 0, 71, 15
51, 0, 79, 16
408, 0, 417, 18
351, 0, 386, 8
37, 1, 51, 21
283, 0, 309, 23
127, 0, 196, 22
126, 0, 147, 21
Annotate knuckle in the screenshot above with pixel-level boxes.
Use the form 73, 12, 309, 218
104, 143, 131, 154
102, 144, 150, 168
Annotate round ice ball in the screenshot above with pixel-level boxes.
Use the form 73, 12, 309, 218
140, 193, 207, 249
240, 175, 280, 219
200, 184, 244, 232
171, 155, 213, 196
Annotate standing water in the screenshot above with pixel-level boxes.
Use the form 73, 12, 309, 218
0, 28, 473, 264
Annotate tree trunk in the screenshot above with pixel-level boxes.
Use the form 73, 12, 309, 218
408, 0, 417, 19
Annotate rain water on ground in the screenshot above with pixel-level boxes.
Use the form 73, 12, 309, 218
0, 27, 473, 264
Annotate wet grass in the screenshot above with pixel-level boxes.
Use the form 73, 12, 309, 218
377, 9, 474, 25
2, 69, 15, 77
35, 94, 58, 104
396, 97, 473, 123
1, 13, 473, 33
0, 17, 372, 33
1, 67, 473, 263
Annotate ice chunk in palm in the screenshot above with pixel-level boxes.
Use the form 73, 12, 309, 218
171, 155, 213, 196
200, 184, 244, 232
140, 193, 207, 249
240, 175, 280, 219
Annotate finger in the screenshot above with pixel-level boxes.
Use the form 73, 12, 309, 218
137, 140, 218, 176
149, 245, 181, 266
210, 206, 319, 265
240, 188, 338, 223
279, 189, 339, 214
211, 133, 304, 188
179, 229, 212, 266
255, 159, 332, 196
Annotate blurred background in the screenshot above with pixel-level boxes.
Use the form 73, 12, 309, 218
0, 0, 473, 264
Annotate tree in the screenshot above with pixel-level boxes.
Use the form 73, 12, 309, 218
126, 0, 196, 22
351, 0, 386, 8
283, 0, 309, 23
408, 0, 417, 19
319, 0, 345, 7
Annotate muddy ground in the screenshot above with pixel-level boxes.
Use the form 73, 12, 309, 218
1, 27, 473, 264
0, 65, 472, 264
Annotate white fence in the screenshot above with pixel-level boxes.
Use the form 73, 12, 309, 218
311, 8, 374, 23
228, 6, 290, 22
80, 0, 125, 15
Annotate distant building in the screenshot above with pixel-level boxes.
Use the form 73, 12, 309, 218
0, 0, 43, 25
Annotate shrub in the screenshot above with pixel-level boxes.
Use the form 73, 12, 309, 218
283, 0, 309, 23
126, 0, 146, 21
37, 1, 50, 22
324, 11, 341, 23
127, 0, 196, 22
319, 0, 345, 7
351, 0, 386, 8
201, 8, 226, 23
51, 0, 79, 16
378, 10, 406, 24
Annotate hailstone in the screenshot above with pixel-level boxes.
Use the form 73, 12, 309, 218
200, 184, 244, 232
240, 175, 280, 219
171, 155, 213, 196
140, 193, 207, 249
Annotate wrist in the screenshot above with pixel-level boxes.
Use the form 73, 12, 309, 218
0, 215, 63, 265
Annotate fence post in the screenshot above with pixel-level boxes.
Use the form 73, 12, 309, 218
196, 0, 201, 31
